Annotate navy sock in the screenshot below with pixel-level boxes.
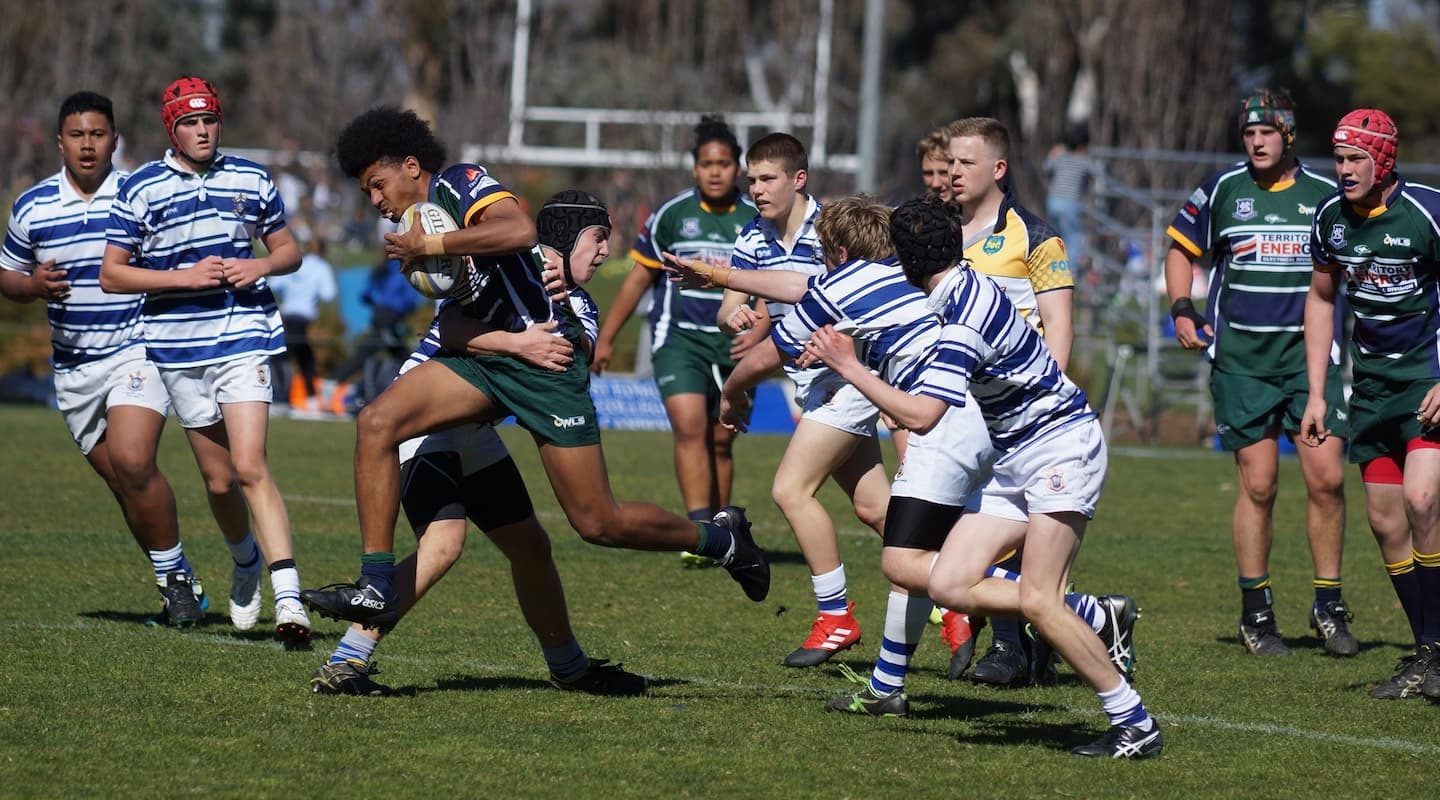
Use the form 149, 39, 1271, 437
692, 521, 733, 560
1386, 558, 1424, 649
1239, 574, 1272, 615
1414, 551, 1440, 645
360, 552, 396, 595
1313, 576, 1342, 608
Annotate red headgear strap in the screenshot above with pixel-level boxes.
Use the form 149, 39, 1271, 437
161, 77, 222, 149
1333, 108, 1398, 184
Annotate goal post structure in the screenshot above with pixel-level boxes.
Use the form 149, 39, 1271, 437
460, 0, 871, 182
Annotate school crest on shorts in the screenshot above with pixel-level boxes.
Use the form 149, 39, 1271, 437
681, 217, 702, 238
1328, 224, 1347, 249
1044, 467, 1066, 493
1233, 198, 1256, 221
255, 365, 269, 387
128, 370, 146, 391
983, 235, 1004, 255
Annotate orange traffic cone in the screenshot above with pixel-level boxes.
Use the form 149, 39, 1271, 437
289, 374, 309, 409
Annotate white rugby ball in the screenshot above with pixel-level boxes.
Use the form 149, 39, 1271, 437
396, 201, 463, 298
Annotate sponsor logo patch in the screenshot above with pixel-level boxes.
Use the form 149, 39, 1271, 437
982, 235, 1004, 255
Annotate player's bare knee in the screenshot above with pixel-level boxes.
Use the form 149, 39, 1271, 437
852, 500, 886, 535
229, 456, 271, 489
1018, 584, 1063, 625
355, 403, 403, 449
1240, 477, 1278, 507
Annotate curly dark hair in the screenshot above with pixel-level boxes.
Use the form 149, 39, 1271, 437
693, 114, 741, 161
335, 107, 447, 179
890, 195, 965, 288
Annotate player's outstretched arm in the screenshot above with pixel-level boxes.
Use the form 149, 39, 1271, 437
805, 325, 947, 434
662, 251, 811, 303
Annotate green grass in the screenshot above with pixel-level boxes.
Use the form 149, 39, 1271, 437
0, 405, 1436, 797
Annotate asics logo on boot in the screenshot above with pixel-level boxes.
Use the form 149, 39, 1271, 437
350, 595, 386, 609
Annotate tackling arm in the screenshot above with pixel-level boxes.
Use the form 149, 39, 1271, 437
804, 326, 947, 434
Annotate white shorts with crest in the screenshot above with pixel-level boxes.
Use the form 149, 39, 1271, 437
977, 416, 1107, 522
54, 345, 169, 455
161, 354, 274, 428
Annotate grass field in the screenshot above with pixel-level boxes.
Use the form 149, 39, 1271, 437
1, 404, 1436, 798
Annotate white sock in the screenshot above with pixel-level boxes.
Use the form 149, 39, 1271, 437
812, 565, 849, 614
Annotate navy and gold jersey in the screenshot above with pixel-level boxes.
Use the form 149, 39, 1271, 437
963, 193, 1072, 334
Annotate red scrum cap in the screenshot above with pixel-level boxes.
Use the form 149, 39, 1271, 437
161, 76, 221, 146
1332, 108, 1398, 184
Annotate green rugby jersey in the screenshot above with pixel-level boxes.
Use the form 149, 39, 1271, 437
1310, 175, 1440, 382
1167, 161, 1337, 376
629, 187, 756, 347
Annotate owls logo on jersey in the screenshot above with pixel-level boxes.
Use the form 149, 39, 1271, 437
1328, 224, 1347, 249
681, 217, 702, 238
1234, 198, 1256, 221
983, 235, 1004, 255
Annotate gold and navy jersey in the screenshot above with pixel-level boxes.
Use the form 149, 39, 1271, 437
962, 193, 1072, 333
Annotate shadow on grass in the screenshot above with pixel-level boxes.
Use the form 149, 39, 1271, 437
933, 715, 1103, 752
1213, 632, 1391, 655
77, 609, 332, 649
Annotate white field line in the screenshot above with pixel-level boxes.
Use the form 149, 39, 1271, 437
16, 618, 1439, 756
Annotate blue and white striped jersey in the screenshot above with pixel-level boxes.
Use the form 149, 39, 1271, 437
568, 287, 600, 351
731, 196, 826, 384
1, 168, 143, 371
771, 256, 939, 386
106, 151, 287, 367
905, 265, 1093, 452
729, 195, 826, 322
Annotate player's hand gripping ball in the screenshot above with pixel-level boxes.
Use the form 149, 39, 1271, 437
396, 202, 463, 298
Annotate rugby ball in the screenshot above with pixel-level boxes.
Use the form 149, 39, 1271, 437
396, 202, 463, 298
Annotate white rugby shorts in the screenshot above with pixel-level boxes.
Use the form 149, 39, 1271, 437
891, 398, 994, 508
161, 354, 274, 428
799, 370, 880, 437
977, 416, 1108, 522
54, 345, 169, 455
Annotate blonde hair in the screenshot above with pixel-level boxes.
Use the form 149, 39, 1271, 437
815, 195, 894, 263
946, 116, 1010, 161
916, 126, 950, 161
